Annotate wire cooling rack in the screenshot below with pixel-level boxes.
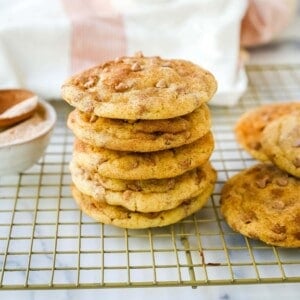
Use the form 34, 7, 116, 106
0, 65, 300, 290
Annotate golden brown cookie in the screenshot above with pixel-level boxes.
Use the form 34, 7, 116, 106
70, 160, 216, 212
67, 104, 211, 152
61, 54, 217, 120
235, 102, 300, 161
220, 163, 300, 248
261, 114, 300, 178
73, 131, 214, 180
72, 178, 215, 229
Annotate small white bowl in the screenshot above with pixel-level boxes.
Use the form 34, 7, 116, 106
0, 98, 56, 175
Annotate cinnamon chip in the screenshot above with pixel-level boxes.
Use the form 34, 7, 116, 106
148, 212, 160, 219
131, 62, 142, 71
137, 104, 147, 115
97, 157, 109, 165
143, 155, 156, 166
293, 157, 300, 168
275, 177, 288, 187
179, 158, 192, 169
272, 224, 286, 234
85, 100, 94, 113
255, 175, 271, 188
89, 115, 98, 123
83, 75, 98, 88
156, 79, 167, 88
241, 210, 257, 224
123, 190, 133, 201
166, 179, 176, 190
115, 82, 129, 92
271, 200, 285, 210
249, 141, 261, 150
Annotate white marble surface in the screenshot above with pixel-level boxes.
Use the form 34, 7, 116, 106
1, 8, 300, 300
0, 283, 300, 300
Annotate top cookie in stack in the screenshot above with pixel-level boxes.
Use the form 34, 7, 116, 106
62, 53, 217, 121
62, 53, 217, 229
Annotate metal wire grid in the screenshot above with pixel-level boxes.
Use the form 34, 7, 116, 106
0, 65, 300, 290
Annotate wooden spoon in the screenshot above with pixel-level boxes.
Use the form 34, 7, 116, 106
0, 89, 38, 127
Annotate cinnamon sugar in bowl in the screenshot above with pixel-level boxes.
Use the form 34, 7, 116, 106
0, 89, 56, 175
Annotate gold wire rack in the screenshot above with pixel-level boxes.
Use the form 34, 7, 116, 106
0, 64, 300, 290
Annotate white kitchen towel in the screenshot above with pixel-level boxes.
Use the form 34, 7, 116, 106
0, 0, 248, 106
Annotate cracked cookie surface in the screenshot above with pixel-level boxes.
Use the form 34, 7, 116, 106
235, 102, 300, 161
71, 178, 215, 229
67, 104, 211, 152
220, 163, 300, 248
61, 54, 217, 120
73, 131, 214, 180
70, 160, 216, 213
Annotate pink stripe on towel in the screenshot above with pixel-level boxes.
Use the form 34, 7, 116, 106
62, 0, 126, 73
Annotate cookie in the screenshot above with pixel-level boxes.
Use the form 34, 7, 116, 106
70, 160, 216, 212
220, 163, 300, 248
235, 102, 300, 161
73, 131, 214, 180
61, 54, 217, 120
72, 178, 215, 229
261, 113, 300, 178
67, 104, 211, 152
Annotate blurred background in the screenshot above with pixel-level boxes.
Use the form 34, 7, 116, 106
0, 0, 298, 105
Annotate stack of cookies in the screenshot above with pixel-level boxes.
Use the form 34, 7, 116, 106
221, 102, 300, 248
61, 53, 217, 229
